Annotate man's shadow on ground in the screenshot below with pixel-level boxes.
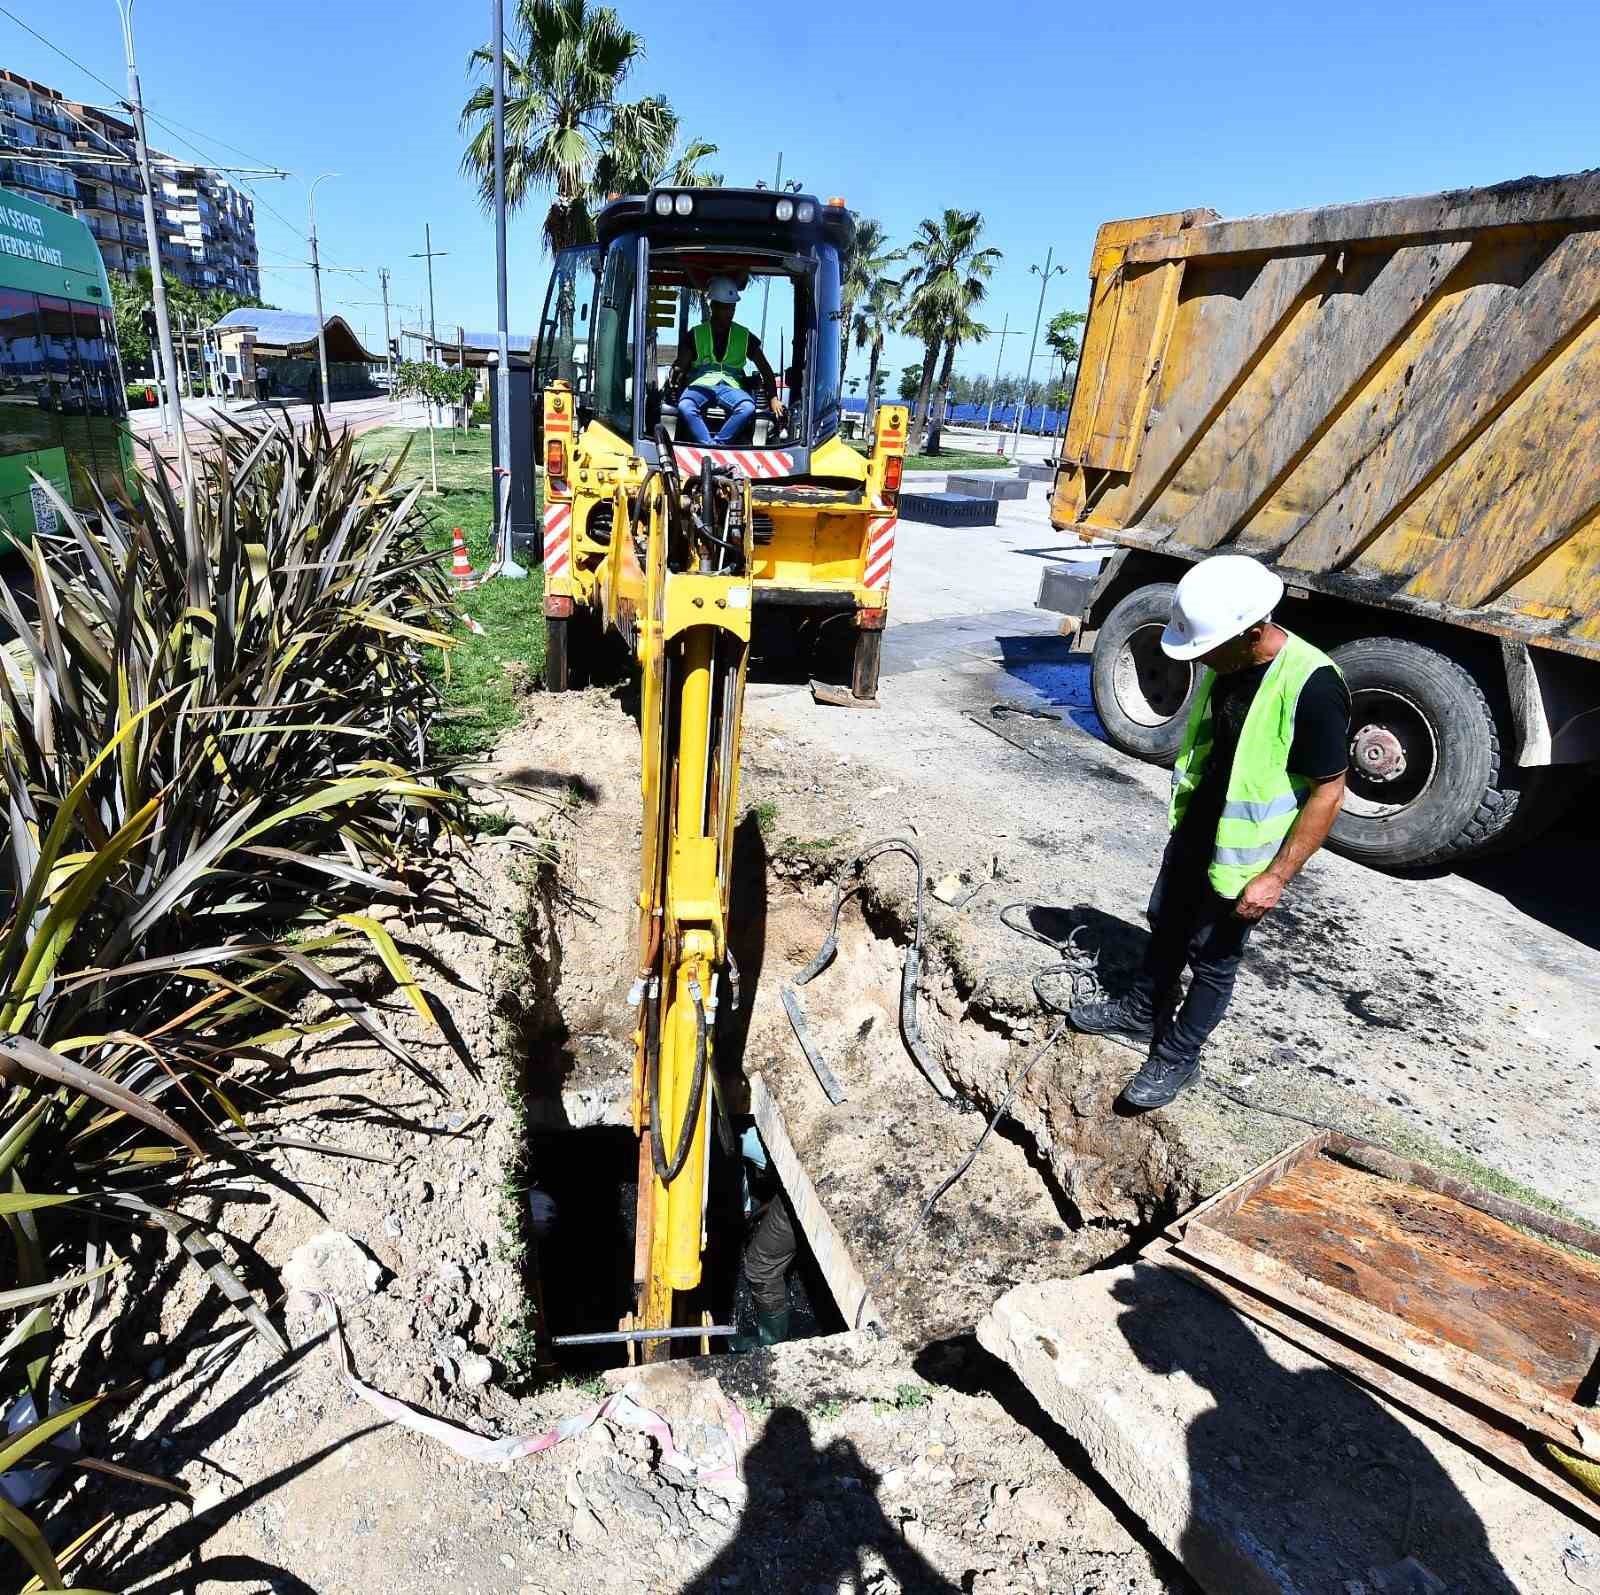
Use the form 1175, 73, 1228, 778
679, 1407, 960, 1594
1113, 1267, 1521, 1592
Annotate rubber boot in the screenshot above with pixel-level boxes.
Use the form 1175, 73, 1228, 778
756, 1308, 790, 1347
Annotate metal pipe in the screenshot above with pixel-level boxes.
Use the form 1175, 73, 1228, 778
551, 1325, 736, 1347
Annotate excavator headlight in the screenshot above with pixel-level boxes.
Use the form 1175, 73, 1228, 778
673, 192, 694, 216
652, 193, 673, 217
774, 198, 794, 222
796, 201, 815, 223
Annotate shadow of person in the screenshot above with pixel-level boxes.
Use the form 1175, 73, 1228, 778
680, 1407, 961, 1594
1111, 1269, 1521, 1592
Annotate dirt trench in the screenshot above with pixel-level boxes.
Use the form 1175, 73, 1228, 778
508, 691, 1201, 1362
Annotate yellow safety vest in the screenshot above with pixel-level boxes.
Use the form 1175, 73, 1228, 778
1170, 630, 1342, 897
688, 321, 751, 391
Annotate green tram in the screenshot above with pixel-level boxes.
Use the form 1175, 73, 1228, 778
0, 187, 132, 549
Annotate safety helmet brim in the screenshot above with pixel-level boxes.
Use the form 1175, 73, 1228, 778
1158, 623, 1216, 661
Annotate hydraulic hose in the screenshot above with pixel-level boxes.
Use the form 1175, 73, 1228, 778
649, 977, 709, 1186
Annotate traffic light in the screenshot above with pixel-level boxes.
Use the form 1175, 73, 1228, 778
141, 308, 158, 341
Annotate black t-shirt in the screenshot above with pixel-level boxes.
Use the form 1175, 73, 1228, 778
1176, 662, 1350, 847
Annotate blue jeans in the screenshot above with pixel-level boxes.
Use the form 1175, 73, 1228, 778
1129, 830, 1257, 1070
678, 381, 756, 445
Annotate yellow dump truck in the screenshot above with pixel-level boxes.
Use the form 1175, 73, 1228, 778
1043, 170, 1600, 868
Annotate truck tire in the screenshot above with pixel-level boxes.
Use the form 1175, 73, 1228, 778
1089, 584, 1197, 767
1329, 635, 1529, 869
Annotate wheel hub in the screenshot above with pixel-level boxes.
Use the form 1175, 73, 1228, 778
1352, 722, 1407, 782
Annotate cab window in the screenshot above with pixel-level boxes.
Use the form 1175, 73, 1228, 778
592, 235, 638, 438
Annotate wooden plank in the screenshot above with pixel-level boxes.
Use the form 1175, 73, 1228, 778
1124, 170, 1600, 265
750, 1072, 883, 1333
1168, 1130, 1328, 1236
1328, 1134, 1600, 1258
1125, 251, 1328, 522
1209, 1156, 1600, 1396
1146, 1238, 1600, 1530
1173, 1221, 1600, 1457
1282, 229, 1600, 574
1168, 242, 1472, 551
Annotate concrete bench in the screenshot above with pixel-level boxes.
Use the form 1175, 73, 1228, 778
946, 473, 1029, 501
899, 492, 1000, 528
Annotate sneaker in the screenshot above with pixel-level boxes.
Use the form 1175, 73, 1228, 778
1118, 1053, 1202, 1111
1068, 990, 1155, 1045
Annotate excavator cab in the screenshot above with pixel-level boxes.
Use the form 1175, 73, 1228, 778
534, 188, 907, 697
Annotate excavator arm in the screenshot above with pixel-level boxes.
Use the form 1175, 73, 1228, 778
624, 446, 754, 1357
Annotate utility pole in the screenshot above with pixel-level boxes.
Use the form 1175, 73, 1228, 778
758, 152, 782, 344
1011, 246, 1066, 459
413, 224, 447, 362
378, 266, 394, 389
116, 0, 187, 480
983, 313, 1020, 432
490, 0, 522, 577
307, 173, 337, 408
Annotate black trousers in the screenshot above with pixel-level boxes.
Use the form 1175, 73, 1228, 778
1129, 831, 1257, 1070
744, 1194, 797, 1316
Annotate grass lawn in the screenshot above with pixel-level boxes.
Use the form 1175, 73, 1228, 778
356, 424, 545, 761
903, 448, 1018, 471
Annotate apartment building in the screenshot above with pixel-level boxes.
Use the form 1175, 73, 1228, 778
0, 69, 260, 297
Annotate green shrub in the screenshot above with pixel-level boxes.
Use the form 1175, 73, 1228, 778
124, 381, 158, 409
0, 414, 462, 1577
470, 400, 490, 426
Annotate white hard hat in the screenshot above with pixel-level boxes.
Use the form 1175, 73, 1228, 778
705, 276, 740, 305
1161, 555, 1285, 660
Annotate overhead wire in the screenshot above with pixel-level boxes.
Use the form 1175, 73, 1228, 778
0, 8, 307, 247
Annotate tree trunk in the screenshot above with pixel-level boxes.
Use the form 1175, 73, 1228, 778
924, 337, 959, 457
909, 339, 939, 450
865, 338, 882, 433
839, 298, 854, 389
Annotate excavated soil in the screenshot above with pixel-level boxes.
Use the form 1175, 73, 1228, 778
48, 682, 1197, 1594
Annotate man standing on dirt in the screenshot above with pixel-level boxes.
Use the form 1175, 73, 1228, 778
1071, 556, 1349, 1110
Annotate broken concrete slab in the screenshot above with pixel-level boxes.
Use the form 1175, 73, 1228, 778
977, 1262, 1596, 1595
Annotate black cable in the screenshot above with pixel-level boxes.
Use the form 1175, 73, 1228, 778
916, 1020, 1066, 1230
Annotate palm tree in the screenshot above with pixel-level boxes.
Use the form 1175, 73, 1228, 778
900, 209, 1002, 447
459, 0, 687, 250
838, 217, 897, 389
924, 301, 989, 454
852, 275, 903, 432
660, 137, 722, 188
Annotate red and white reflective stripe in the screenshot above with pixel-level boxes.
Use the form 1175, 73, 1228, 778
673, 446, 794, 479
864, 514, 896, 591
543, 498, 572, 577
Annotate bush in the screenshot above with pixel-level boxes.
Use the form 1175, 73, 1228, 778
124, 381, 159, 409
0, 414, 462, 1576
470, 400, 490, 426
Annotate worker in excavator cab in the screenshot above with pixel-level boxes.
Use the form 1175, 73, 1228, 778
669, 275, 785, 445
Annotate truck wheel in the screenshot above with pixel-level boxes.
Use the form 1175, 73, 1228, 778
1329, 635, 1530, 869
851, 628, 883, 701
1089, 584, 1197, 766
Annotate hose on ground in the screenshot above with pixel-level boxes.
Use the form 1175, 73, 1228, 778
649, 979, 709, 1185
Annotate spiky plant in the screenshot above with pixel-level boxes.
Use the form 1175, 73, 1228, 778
0, 414, 464, 1585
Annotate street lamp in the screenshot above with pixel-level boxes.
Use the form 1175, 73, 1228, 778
1011, 248, 1066, 459
307, 172, 338, 408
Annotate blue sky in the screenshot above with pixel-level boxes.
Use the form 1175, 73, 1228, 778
8, 0, 1600, 389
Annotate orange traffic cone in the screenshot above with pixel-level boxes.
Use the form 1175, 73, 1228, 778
450, 526, 476, 587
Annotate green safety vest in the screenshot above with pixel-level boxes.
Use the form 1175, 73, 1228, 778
688, 321, 751, 391
1170, 629, 1342, 898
